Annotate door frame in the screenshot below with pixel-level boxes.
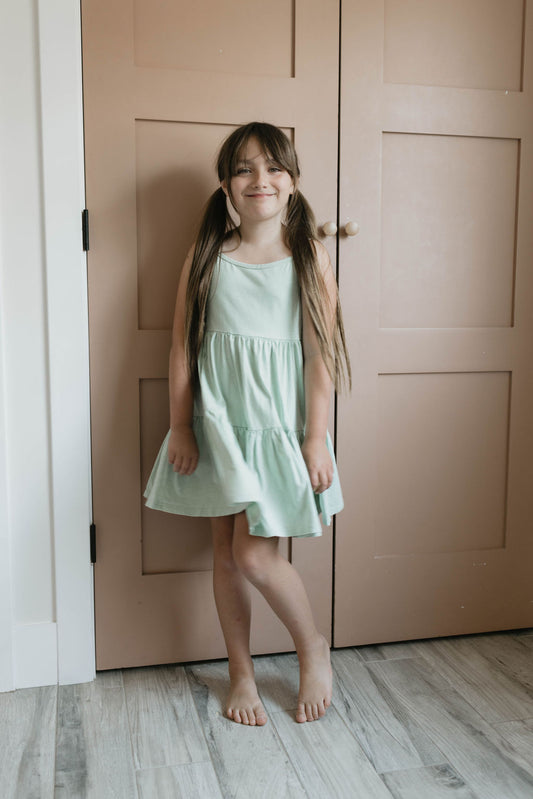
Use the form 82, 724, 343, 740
37, 0, 95, 686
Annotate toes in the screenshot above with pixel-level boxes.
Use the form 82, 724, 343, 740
228, 701, 268, 726
297, 700, 327, 722
229, 707, 252, 725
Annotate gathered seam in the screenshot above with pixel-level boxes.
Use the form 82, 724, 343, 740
204, 329, 300, 344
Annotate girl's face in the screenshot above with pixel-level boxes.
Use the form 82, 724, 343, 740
222, 136, 295, 225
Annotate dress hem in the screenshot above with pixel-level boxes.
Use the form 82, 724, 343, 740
144, 494, 331, 538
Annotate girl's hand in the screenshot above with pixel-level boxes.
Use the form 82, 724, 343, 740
168, 425, 199, 475
301, 437, 333, 494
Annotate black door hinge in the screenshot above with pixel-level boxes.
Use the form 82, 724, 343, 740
90, 523, 96, 563
82, 209, 90, 251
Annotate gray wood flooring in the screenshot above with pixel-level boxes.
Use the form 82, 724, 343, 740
2, 629, 533, 798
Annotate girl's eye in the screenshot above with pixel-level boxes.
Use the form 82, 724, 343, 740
268, 166, 282, 173
236, 167, 251, 175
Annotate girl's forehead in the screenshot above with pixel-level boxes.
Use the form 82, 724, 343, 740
235, 136, 277, 163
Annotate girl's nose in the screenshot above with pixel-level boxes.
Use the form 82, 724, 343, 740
252, 170, 268, 187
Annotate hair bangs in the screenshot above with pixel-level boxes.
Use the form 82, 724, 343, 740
218, 123, 299, 185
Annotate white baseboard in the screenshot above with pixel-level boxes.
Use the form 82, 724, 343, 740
0, 634, 13, 693
13, 622, 57, 689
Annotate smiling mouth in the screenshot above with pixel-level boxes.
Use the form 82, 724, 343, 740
246, 193, 275, 198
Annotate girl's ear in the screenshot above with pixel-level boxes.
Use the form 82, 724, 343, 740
221, 180, 229, 197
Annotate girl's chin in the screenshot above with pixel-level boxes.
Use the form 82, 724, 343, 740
238, 208, 286, 223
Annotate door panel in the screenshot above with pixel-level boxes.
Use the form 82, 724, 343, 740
133, 0, 295, 76
383, 0, 524, 91
82, 0, 339, 669
375, 371, 510, 555
379, 133, 517, 328
335, 0, 533, 645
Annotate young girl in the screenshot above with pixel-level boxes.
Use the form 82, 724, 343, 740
144, 122, 351, 726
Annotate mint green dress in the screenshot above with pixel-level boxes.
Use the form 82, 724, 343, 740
144, 253, 343, 537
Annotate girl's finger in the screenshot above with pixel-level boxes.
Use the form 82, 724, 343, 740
185, 457, 199, 475
317, 469, 332, 491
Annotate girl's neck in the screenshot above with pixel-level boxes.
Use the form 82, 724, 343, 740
224, 219, 291, 263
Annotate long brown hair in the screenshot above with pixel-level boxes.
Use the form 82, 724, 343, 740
184, 122, 351, 392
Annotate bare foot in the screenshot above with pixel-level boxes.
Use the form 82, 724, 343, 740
296, 634, 332, 723
226, 674, 268, 726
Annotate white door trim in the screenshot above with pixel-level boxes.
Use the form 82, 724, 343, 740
37, 0, 95, 686
0, 297, 14, 692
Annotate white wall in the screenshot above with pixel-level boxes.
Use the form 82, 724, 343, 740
0, 0, 55, 690
0, 0, 95, 691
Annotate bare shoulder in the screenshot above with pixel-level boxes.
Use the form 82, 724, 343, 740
174, 242, 196, 301
180, 241, 197, 277
185, 241, 197, 263
312, 239, 333, 275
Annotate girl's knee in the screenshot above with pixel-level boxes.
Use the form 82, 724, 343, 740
233, 544, 265, 583
233, 526, 279, 585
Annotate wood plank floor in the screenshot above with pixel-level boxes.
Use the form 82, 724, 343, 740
1, 629, 533, 798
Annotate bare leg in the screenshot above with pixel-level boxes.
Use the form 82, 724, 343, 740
232, 512, 332, 723
211, 515, 267, 726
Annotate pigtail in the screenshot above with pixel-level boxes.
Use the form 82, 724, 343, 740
184, 187, 236, 386
285, 190, 352, 393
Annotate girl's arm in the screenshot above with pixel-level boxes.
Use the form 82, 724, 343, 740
167, 245, 199, 475
301, 241, 337, 493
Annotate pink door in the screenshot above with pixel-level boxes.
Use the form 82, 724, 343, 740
335, 0, 533, 645
82, 0, 340, 669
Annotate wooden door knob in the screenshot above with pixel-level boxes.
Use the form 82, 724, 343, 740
321, 221, 337, 236
344, 221, 360, 237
